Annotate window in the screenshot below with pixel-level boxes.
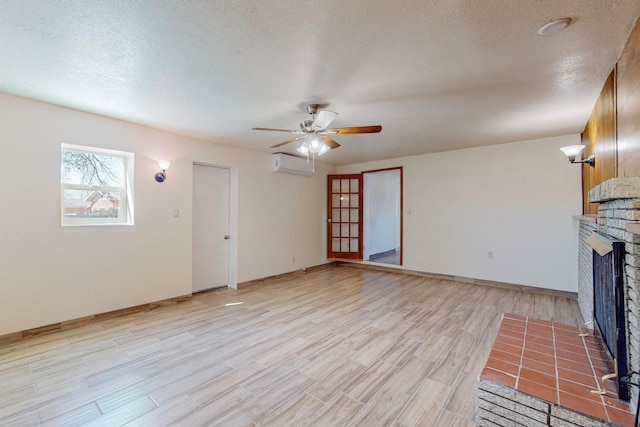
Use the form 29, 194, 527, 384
61, 144, 134, 226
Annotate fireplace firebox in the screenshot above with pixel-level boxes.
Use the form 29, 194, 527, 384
591, 232, 629, 402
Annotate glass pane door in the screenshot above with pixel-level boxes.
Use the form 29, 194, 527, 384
327, 174, 363, 259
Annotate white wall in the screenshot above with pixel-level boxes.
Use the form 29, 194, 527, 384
339, 135, 583, 292
0, 92, 333, 336
0, 90, 584, 336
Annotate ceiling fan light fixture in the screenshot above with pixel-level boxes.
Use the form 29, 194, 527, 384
307, 135, 323, 153
254, 102, 382, 160
297, 143, 309, 155
317, 143, 330, 156
297, 135, 330, 156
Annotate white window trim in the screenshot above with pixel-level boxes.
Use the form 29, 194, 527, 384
61, 143, 134, 227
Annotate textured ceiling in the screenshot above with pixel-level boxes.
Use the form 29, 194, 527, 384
1, 1, 639, 165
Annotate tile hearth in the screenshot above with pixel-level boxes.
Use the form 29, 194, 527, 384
478, 314, 635, 426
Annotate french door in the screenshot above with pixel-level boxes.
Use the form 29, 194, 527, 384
327, 174, 363, 259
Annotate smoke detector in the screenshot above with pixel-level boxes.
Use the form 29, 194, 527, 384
538, 18, 572, 36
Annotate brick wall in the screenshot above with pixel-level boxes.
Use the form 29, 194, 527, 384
577, 217, 597, 327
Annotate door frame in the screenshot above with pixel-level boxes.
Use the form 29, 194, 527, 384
192, 162, 238, 289
362, 166, 403, 266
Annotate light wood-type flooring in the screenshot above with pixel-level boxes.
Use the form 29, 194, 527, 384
0, 264, 583, 426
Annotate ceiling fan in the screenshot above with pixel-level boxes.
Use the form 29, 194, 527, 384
252, 104, 382, 157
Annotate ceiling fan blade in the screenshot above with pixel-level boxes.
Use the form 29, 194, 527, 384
252, 127, 296, 133
329, 125, 382, 134
270, 136, 305, 148
312, 110, 338, 130
321, 135, 341, 149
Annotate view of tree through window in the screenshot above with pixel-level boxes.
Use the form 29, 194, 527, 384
61, 151, 123, 186
61, 144, 134, 225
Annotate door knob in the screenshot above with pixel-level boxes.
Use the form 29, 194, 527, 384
328, 219, 332, 223
224, 235, 230, 240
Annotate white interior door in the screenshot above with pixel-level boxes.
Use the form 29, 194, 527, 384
192, 164, 230, 292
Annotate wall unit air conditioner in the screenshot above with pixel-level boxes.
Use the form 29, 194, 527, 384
270, 153, 313, 176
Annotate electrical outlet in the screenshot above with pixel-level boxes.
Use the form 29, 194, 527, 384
488, 251, 494, 259
173, 209, 180, 217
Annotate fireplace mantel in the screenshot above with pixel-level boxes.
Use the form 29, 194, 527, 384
589, 177, 640, 203
573, 214, 597, 223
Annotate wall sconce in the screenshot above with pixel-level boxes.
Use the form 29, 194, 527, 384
155, 160, 171, 182
560, 145, 595, 168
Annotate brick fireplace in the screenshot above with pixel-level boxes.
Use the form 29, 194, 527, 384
477, 177, 640, 426
478, 314, 633, 426
586, 177, 640, 407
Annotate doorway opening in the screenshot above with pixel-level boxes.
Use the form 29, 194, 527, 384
363, 168, 402, 265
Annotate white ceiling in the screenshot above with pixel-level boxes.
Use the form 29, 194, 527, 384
1, 1, 639, 165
